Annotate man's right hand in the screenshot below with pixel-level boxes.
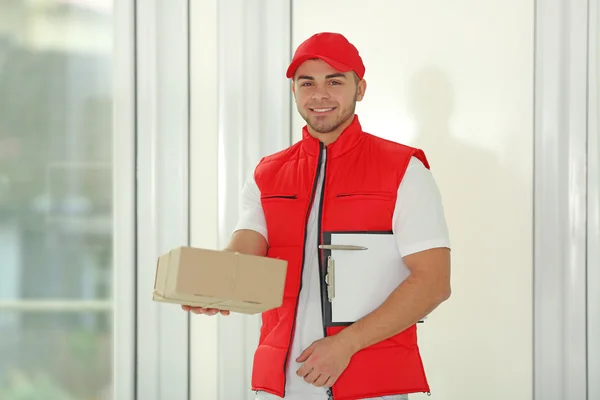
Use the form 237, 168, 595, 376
181, 305, 230, 316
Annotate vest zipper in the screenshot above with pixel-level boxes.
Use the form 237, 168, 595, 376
281, 142, 325, 398
316, 144, 332, 398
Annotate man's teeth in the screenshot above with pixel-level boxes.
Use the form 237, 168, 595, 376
313, 108, 334, 112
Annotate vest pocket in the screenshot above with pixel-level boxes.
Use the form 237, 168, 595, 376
260, 193, 298, 201
335, 191, 394, 201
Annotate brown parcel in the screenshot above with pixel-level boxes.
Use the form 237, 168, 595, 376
152, 246, 288, 314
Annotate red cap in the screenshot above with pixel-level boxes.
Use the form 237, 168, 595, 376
286, 32, 365, 80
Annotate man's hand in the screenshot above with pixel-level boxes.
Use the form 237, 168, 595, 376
295, 335, 356, 388
181, 305, 230, 316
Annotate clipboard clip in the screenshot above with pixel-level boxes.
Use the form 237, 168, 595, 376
325, 255, 335, 301
320, 244, 368, 302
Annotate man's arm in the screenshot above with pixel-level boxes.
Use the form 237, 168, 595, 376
224, 172, 269, 256
335, 158, 451, 352
296, 252, 450, 387
335, 247, 450, 353
224, 229, 268, 257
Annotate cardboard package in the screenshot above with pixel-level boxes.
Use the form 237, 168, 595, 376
152, 246, 288, 314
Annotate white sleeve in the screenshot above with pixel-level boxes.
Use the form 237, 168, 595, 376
392, 157, 451, 257
233, 174, 269, 243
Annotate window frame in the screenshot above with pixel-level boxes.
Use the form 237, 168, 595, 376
134, 0, 192, 399
113, 0, 136, 399
586, 0, 600, 398
533, 0, 590, 399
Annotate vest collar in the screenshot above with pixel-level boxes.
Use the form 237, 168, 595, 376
301, 115, 365, 158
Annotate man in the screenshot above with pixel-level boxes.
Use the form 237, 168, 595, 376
183, 32, 451, 400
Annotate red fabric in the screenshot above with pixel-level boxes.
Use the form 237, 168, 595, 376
251, 115, 431, 399
286, 32, 366, 79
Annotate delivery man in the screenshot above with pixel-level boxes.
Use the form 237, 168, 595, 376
183, 32, 452, 400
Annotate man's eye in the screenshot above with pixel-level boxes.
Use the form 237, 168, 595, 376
330, 81, 341, 85
301, 82, 312, 87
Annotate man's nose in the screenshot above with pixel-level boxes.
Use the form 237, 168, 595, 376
311, 90, 330, 100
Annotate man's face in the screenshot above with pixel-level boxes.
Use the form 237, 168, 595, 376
292, 59, 366, 136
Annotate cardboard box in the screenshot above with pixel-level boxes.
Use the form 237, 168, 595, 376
152, 246, 287, 314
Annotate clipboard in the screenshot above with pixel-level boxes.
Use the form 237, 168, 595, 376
320, 231, 425, 326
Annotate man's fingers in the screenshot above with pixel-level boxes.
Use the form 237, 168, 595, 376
313, 374, 330, 387
296, 343, 315, 362
324, 375, 336, 388
192, 307, 217, 315
182, 306, 230, 316
303, 368, 321, 384
296, 362, 313, 378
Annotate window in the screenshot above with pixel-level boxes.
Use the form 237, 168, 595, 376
0, 1, 114, 399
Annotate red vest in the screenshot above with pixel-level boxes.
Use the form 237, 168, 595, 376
251, 115, 431, 399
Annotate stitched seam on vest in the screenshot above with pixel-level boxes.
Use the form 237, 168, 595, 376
257, 152, 313, 168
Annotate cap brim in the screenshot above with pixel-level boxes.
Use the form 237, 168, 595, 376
286, 54, 353, 79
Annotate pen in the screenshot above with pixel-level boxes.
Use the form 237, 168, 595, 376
318, 244, 368, 250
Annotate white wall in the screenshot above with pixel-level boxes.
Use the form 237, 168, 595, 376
291, 2, 534, 399
185, 1, 600, 400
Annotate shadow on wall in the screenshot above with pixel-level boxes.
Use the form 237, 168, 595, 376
405, 67, 532, 392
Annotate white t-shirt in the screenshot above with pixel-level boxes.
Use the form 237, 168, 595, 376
235, 152, 451, 400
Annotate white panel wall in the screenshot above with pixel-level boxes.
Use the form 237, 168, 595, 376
588, 0, 600, 396
292, 2, 534, 400
136, 1, 191, 399
111, 0, 599, 399
533, 1, 589, 399
112, 1, 136, 399
189, 1, 291, 400
189, 1, 220, 399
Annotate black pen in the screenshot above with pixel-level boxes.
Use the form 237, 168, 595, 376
318, 244, 368, 250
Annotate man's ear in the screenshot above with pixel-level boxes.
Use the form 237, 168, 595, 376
356, 79, 367, 102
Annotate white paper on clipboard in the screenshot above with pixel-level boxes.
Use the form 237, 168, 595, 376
328, 232, 411, 323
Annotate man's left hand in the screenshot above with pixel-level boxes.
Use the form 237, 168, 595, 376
295, 335, 356, 388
